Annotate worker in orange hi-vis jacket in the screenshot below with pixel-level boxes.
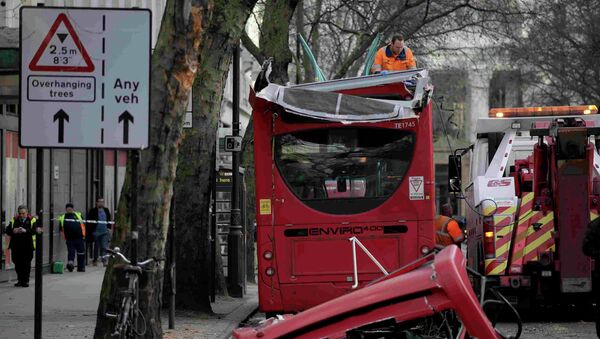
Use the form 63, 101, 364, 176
370, 34, 417, 74
435, 203, 464, 248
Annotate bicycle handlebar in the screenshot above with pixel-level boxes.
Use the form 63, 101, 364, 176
103, 247, 157, 267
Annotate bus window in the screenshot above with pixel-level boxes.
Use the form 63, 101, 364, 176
275, 127, 415, 214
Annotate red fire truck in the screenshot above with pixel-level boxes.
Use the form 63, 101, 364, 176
461, 105, 600, 308
250, 69, 436, 314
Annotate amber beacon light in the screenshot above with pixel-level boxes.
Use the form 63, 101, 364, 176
489, 105, 598, 118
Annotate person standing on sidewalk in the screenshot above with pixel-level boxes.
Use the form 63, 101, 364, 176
87, 197, 112, 267
58, 203, 86, 272
5, 205, 41, 287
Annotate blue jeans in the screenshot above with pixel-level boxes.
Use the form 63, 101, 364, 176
66, 238, 85, 271
94, 232, 110, 263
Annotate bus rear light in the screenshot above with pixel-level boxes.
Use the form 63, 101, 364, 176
483, 217, 496, 259
263, 251, 273, 260
420, 246, 430, 255
265, 267, 275, 276
489, 105, 598, 118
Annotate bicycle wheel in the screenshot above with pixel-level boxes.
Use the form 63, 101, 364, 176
114, 295, 132, 339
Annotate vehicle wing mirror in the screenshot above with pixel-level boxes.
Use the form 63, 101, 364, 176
337, 177, 347, 192
448, 155, 462, 193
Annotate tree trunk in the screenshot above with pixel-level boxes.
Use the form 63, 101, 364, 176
94, 1, 212, 337
240, 1, 300, 282
295, 0, 315, 83
259, 0, 301, 84
172, 0, 257, 312
306, 0, 322, 82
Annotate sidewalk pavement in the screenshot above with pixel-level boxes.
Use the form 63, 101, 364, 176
0, 266, 258, 339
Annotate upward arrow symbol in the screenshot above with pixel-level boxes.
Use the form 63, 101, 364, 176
53, 109, 69, 143
118, 110, 134, 144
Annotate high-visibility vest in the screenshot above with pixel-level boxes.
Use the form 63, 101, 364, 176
9, 216, 38, 249
58, 212, 85, 238
373, 45, 417, 72
435, 215, 463, 247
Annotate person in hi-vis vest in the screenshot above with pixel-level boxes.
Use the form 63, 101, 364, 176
59, 203, 86, 272
6, 205, 41, 287
435, 203, 464, 248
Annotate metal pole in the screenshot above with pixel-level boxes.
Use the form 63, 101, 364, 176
34, 148, 44, 339
168, 198, 176, 329
85, 150, 90, 265
48, 150, 54, 265
131, 150, 139, 265
227, 42, 244, 298
210, 152, 217, 302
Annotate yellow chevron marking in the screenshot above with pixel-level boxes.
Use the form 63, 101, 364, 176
591, 212, 599, 221
483, 204, 496, 216
513, 212, 554, 262
514, 211, 537, 247
523, 230, 553, 260
525, 213, 554, 237
518, 210, 536, 228
522, 192, 535, 205
489, 261, 507, 275
495, 240, 511, 259
484, 259, 494, 273
497, 225, 513, 237
549, 245, 555, 252
493, 206, 517, 226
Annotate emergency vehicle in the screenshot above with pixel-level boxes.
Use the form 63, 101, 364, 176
250, 69, 437, 314
461, 104, 600, 307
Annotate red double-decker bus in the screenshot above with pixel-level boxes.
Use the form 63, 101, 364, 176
250, 69, 436, 314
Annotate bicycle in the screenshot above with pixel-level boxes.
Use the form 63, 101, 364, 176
103, 247, 155, 338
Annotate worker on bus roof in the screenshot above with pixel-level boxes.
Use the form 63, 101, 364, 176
371, 34, 417, 74
435, 203, 465, 248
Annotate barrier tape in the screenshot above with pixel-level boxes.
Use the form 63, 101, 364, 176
52, 218, 115, 224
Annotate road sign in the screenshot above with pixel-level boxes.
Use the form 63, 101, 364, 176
224, 135, 242, 152
409, 176, 424, 200
20, 7, 151, 149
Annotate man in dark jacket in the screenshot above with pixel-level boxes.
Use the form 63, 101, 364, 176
87, 197, 112, 266
582, 216, 600, 337
59, 203, 86, 272
6, 205, 40, 287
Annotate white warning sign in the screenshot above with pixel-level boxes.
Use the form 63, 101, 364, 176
20, 7, 150, 149
29, 13, 94, 72
409, 176, 424, 200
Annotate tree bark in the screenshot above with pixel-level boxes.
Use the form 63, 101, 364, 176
240, 1, 300, 274
259, 0, 301, 84
295, 0, 315, 83
94, 1, 212, 337
172, 0, 258, 312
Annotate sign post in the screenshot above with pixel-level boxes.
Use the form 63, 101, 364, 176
20, 7, 151, 335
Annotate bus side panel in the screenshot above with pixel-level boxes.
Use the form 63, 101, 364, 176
253, 107, 285, 312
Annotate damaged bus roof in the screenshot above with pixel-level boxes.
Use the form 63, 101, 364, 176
254, 69, 431, 123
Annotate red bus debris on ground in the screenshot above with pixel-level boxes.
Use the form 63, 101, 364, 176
233, 246, 500, 339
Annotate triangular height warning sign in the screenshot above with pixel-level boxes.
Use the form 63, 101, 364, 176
410, 178, 423, 192
29, 13, 95, 72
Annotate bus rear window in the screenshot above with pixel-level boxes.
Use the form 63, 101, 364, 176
275, 128, 415, 214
